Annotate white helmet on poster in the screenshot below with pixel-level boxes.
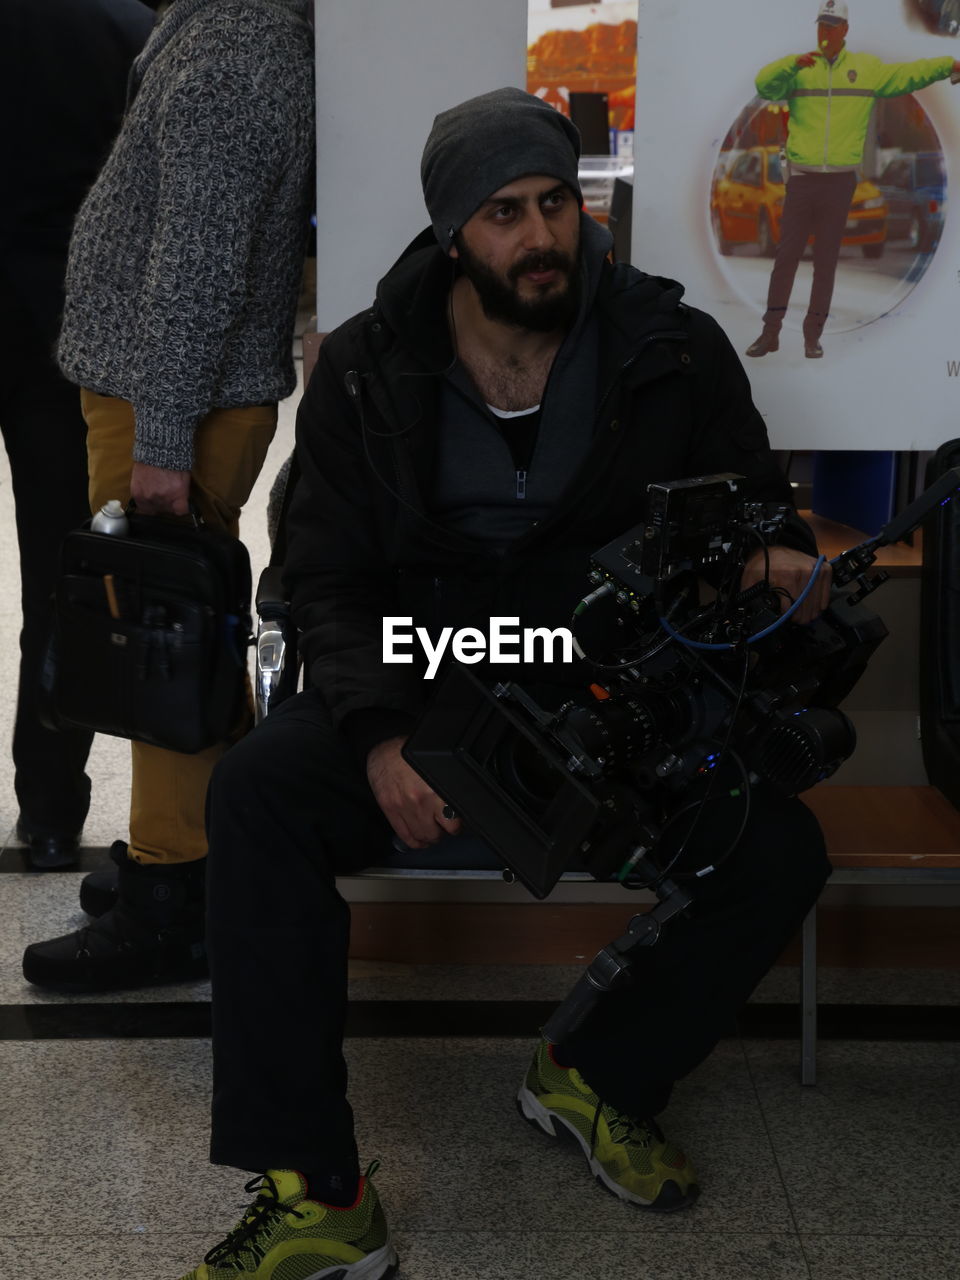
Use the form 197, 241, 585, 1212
816, 0, 849, 24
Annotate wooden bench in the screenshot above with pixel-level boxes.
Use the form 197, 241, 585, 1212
797, 784, 960, 1083
342, 785, 960, 1086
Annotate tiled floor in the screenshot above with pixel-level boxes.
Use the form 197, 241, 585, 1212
1, 1015, 958, 1278
2, 352, 960, 1279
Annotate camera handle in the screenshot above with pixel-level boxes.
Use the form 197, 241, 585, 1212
542, 854, 694, 1045
830, 466, 960, 601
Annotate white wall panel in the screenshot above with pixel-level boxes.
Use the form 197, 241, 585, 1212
313, 0, 527, 330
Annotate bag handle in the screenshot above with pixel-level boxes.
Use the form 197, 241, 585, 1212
126, 498, 204, 528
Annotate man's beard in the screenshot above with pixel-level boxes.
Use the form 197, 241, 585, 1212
455, 239, 582, 333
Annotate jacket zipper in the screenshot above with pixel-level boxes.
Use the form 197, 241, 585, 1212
823, 59, 833, 170
515, 338, 562, 501
513, 329, 689, 548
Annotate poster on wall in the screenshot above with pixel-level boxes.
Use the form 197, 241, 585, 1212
527, 0, 637, 154
634, 0, 960, 451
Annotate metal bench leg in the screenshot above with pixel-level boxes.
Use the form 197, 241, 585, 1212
800, 905, 817, 1086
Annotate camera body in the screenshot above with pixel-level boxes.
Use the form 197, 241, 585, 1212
404, 474, 887, 899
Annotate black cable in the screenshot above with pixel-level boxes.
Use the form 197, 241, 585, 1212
621, 751, 753, 892
741, 525, 771, 586
571, 585, 692, 671
356, 382, 434, 524
713, 530, 752, 608
670, 747, 753, 882
581, 629, 674, 672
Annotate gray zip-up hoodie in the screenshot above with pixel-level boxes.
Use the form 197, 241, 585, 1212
57, 0, 315, 470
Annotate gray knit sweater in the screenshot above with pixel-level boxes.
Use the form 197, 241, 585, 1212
57, 0, 315, 470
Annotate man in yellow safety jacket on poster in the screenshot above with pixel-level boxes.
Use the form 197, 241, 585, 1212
746, 0, 959, 360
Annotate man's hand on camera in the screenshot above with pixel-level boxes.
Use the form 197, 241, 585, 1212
130, 462, 191, 516
741, 545, 832, 625
366, 736, 462, 849
795, 52, 818, 68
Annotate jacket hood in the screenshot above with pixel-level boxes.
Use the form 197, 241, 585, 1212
374, 228, 455, 371
596, 261, 686, 335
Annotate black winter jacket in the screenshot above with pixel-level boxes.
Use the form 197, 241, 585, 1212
284, 228, 813, 756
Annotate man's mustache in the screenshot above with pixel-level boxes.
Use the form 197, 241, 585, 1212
508, 250, 574, 282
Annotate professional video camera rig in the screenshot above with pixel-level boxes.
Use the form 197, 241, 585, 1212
404, 467, 960, 1041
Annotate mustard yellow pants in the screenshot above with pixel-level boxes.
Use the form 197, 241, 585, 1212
82, 389, 277, 864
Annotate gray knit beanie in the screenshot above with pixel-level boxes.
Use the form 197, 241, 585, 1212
421, 87, 583, 251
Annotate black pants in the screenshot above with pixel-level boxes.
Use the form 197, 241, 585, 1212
206, 688, 830, 1177
0, 275, 93, 838
763, 170, 858, 342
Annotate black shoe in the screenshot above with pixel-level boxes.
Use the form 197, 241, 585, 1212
15, 820, 80, 870
745, 331, 779, 357
22, 854, 208, 992
804, 339, 824, 358
79, 840, 125, 917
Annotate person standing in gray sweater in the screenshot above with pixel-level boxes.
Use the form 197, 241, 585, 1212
23, 0, 316, 993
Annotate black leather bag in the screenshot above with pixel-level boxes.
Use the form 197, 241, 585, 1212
48, 512, 252, 753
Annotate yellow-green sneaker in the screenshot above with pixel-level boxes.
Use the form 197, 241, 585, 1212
178, 1165, 398, 1278
517, 1039, 699, 1212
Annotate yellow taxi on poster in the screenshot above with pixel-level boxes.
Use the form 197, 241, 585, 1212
711, 144, 887, 258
